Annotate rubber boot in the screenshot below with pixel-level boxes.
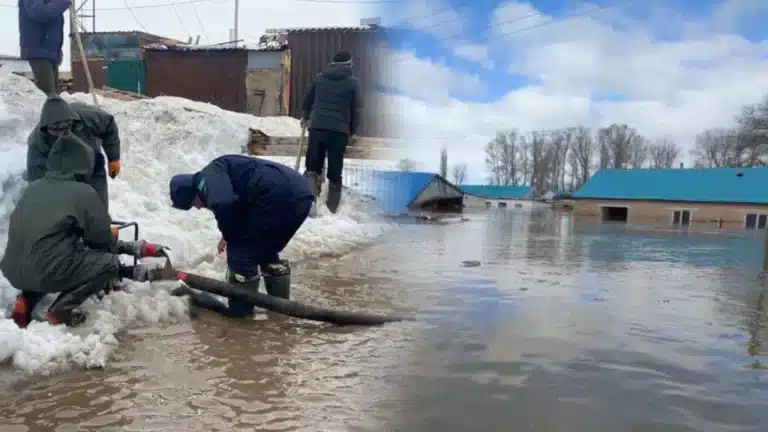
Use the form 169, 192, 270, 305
326, 181, 342, 214
225, 269, 261, 318
261, 259, 291, 300
303, 171, 322, 201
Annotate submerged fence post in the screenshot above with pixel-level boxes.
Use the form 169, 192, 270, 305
763, 231, 768, 275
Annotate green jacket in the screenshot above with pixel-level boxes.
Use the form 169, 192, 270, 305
26, 96, 120, 183
0, 134, 117, 293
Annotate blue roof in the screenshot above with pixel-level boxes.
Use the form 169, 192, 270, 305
457, 184, 531, 199
573, 168, 768, 204
371, 171, 437, 213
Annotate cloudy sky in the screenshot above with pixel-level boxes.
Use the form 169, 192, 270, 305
2, 1, 767, 184
0, 0, 372, 68
377, 0, 768, 183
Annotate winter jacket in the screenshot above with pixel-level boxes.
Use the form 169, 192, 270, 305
26, 95, 121, 183
18, 0, 70, 63
0, 134, 117, 293
169, 155, 314, 242
302, 63, 362, 136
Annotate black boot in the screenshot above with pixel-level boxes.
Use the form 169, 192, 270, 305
261, 260, 291, 300
326, 181, 342, 214
225, 269, 260, 318
303, 171, 322, 201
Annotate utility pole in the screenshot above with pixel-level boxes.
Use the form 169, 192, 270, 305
233, 0, 239, 47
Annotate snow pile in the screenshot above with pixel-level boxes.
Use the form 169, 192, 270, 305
0, 72, 390, 375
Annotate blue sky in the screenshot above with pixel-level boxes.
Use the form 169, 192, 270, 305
379, 0, 765, 105
373, 0, 768, 183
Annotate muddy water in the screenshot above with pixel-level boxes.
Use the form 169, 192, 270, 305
2, 208, 768, 431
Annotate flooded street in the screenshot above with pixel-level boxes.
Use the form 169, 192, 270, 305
2, 208, 768, 431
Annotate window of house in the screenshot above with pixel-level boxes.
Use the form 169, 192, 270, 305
672, 210, 691, 227
485, 201, 491, 209
745, 213, 768, 229
498, 202, 507, 208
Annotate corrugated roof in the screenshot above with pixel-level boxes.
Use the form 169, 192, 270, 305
371, 171, 437, 213
264, 25, 389, 34
80, 30, 180, 41
458, 185, 532, 199
572, 168, 768, 204
143, 43, 265, 52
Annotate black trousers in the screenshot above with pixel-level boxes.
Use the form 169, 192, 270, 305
305, 128, 348, 184
28, 59, 59, 95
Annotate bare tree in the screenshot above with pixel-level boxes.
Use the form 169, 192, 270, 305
598, 124, 638, 169
648, 138, 681, 168
690, 128, 740, 167
569, 126, 593, 188
628, 135, 649, 168
484, 130, 521, 185
397, 158, 417, 172
451, 163, 467, 184
439, 147, 448, 178
734, 96, 768, 166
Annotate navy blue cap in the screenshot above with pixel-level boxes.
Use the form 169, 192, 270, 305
169, 173, 196, 210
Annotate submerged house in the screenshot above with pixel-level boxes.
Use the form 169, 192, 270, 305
371, 171, 464, 214
458, 185, 533, 209
571, 168, 768, 229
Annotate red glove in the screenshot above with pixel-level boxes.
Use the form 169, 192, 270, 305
136, 240, 170, 258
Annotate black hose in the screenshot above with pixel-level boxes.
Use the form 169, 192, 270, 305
178, 271, 411, 326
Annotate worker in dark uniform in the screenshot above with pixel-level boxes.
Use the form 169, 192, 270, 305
300, 50, 362, 213
168, 155, 314, 318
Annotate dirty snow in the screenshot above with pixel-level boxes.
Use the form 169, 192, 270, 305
0, 72, 391, 376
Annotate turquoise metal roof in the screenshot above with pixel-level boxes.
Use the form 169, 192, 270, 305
372, 171, 438, 213
572, 168, 768, 204
458, 184, 532, 199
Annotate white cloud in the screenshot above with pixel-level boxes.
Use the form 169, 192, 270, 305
377, 46, 486, 101
0, 0, 369, 71
452, 42, 494, 69
381, 0, 468, 39
386, 0, 768, 183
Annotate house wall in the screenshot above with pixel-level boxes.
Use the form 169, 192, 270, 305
243, 49, 290, 116
573, 198, 768, 228
463, 194, 531, 209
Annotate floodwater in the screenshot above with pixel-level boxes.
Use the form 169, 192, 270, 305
2, 208, 768, 431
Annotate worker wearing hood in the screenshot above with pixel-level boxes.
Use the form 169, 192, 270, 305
25, 95, 121, 213
168, 154, 314, 318
1, 134, 168, 328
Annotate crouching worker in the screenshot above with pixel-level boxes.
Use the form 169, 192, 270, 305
168, 155, 314, 318
0, 135, 168, 328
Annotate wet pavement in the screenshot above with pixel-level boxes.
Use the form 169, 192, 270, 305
1, 208, 768, 431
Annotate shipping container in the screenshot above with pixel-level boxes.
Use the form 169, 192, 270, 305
143, 47, 248, 113
106, 59, 146, 94
278, 26, 388, 137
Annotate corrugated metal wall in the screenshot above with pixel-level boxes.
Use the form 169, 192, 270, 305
71, 59, 107, 93
144, 49, 248, 113
286, 28, 386, 137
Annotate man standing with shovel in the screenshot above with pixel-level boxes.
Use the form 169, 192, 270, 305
300, 50, 362, 214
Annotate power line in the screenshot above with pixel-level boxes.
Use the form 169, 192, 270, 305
191, 3, 211, 44
122, 0, 148, 32
389, 0, 636, 64
0, 0, 229, 10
